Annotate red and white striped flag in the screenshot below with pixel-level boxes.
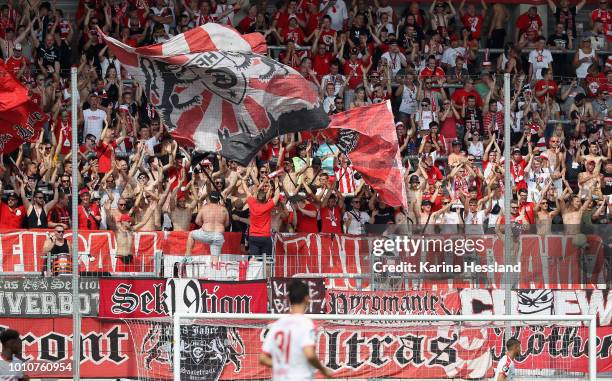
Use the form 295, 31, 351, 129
99, 24, 328, 165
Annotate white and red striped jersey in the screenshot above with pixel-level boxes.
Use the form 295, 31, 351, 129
494, 355, 515, 381
262, 314, 317, 381
335, 165, 358, 195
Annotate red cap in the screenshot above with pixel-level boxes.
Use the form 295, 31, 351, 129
450, 34, 460, 42
79, 188, 90, 196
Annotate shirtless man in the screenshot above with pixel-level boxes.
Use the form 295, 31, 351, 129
132, 190, 161, 231
487, 3, 509, 49
534, 181, 560, 235
114, 213, 153, 265
542, 136, 565, 192
577, 159, 602, 199
579, 142, 606, 165
165, 191, 197, 231
185, 191, 229, 263
559, 188, 592, 234
281, 158, 300, 196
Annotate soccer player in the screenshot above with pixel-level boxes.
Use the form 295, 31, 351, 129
0, 329, 28, 381
494, 338, 521, 381
259, 280, 333, 380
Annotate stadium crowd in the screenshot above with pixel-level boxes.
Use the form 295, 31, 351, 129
0, 0, 610, 259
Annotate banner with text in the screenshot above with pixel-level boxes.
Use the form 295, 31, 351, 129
269, 277, 326, 314
98, 278, 267, 318
2, 317, 610, 379
274, 233, 607, 289
0, 277, 99, 316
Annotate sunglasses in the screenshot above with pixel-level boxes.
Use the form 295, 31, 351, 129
118, 203, 127, 207
56, 230, 64, 234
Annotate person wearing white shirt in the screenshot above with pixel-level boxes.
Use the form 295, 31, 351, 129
528, 37, 553, 80
441, 45, 467, 69
81, 93, 107, 142
464, 196, 492, 235
343, 200, 370, 234
214, 0, 241, 26
320, 0, 348, 31
380, 41, 407, 75
494, 338, 521, 381
260, 280, 332, 380
0, 329, 26, 381
525, 156, 551, 202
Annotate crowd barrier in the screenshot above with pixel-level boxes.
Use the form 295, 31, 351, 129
0, 229, 608, 289
0, 229, 609, 379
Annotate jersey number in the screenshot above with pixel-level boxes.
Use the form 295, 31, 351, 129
274, 331, 291, 363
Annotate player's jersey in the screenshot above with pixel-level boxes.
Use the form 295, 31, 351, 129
493, 354, 515, 381
262, 314, 317, 381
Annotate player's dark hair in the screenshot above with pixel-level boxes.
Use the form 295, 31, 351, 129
506, 338, 520, 351
0, 329, 20, 344
288, 280, 309, 305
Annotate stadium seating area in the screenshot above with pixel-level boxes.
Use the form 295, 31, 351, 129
0, 0, 609, 265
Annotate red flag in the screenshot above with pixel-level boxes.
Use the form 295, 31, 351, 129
326, 101, 407, 208
0, 61, 47, 154
0, 60, 29, 112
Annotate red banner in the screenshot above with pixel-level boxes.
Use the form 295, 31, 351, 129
1, 317, 610, 379
98, 278, 268, 318
0, 229, 242, 274
274, 233, 606, 290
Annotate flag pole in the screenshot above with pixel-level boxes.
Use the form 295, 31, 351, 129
503, 73, 513, 341
70, 66, 81, 381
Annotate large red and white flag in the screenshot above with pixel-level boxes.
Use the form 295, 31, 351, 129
0, 62, 47, 154
326, 101, 407, 208
99, 24, 328, 165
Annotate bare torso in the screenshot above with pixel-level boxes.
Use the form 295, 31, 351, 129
197, 203, 228, 232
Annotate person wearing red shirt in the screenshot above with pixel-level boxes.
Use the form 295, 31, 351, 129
517, 188, 535, 224
281, 15, 305, 44
260, 136, 287, 164
4, 43, 29, 78
459, 0, 487, 40
0, 4, 16, 39
53, 109, 73, 156
534, 68, 559, 102
312, 42, 335, 79
274, 0, 304, 32
340, 48, 369, 90
246, 180, 281, 258
304, 2, 323, 36
77, 189, 101, 230
294, 195, 320, 233
451, 78, 483, 108
319, 189, 344, 234
585, 64, 607, 97
591, 1, 611, 42
237, 4, 257, 33
510, 148, 528, 191
516, 7, 542, 42
420, 55, 446, 80
315, 16, 337, 52
96, 127, 125, 175
483, 99, 504, 136
0, 192, 25, 229
422, 156, 444, 185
